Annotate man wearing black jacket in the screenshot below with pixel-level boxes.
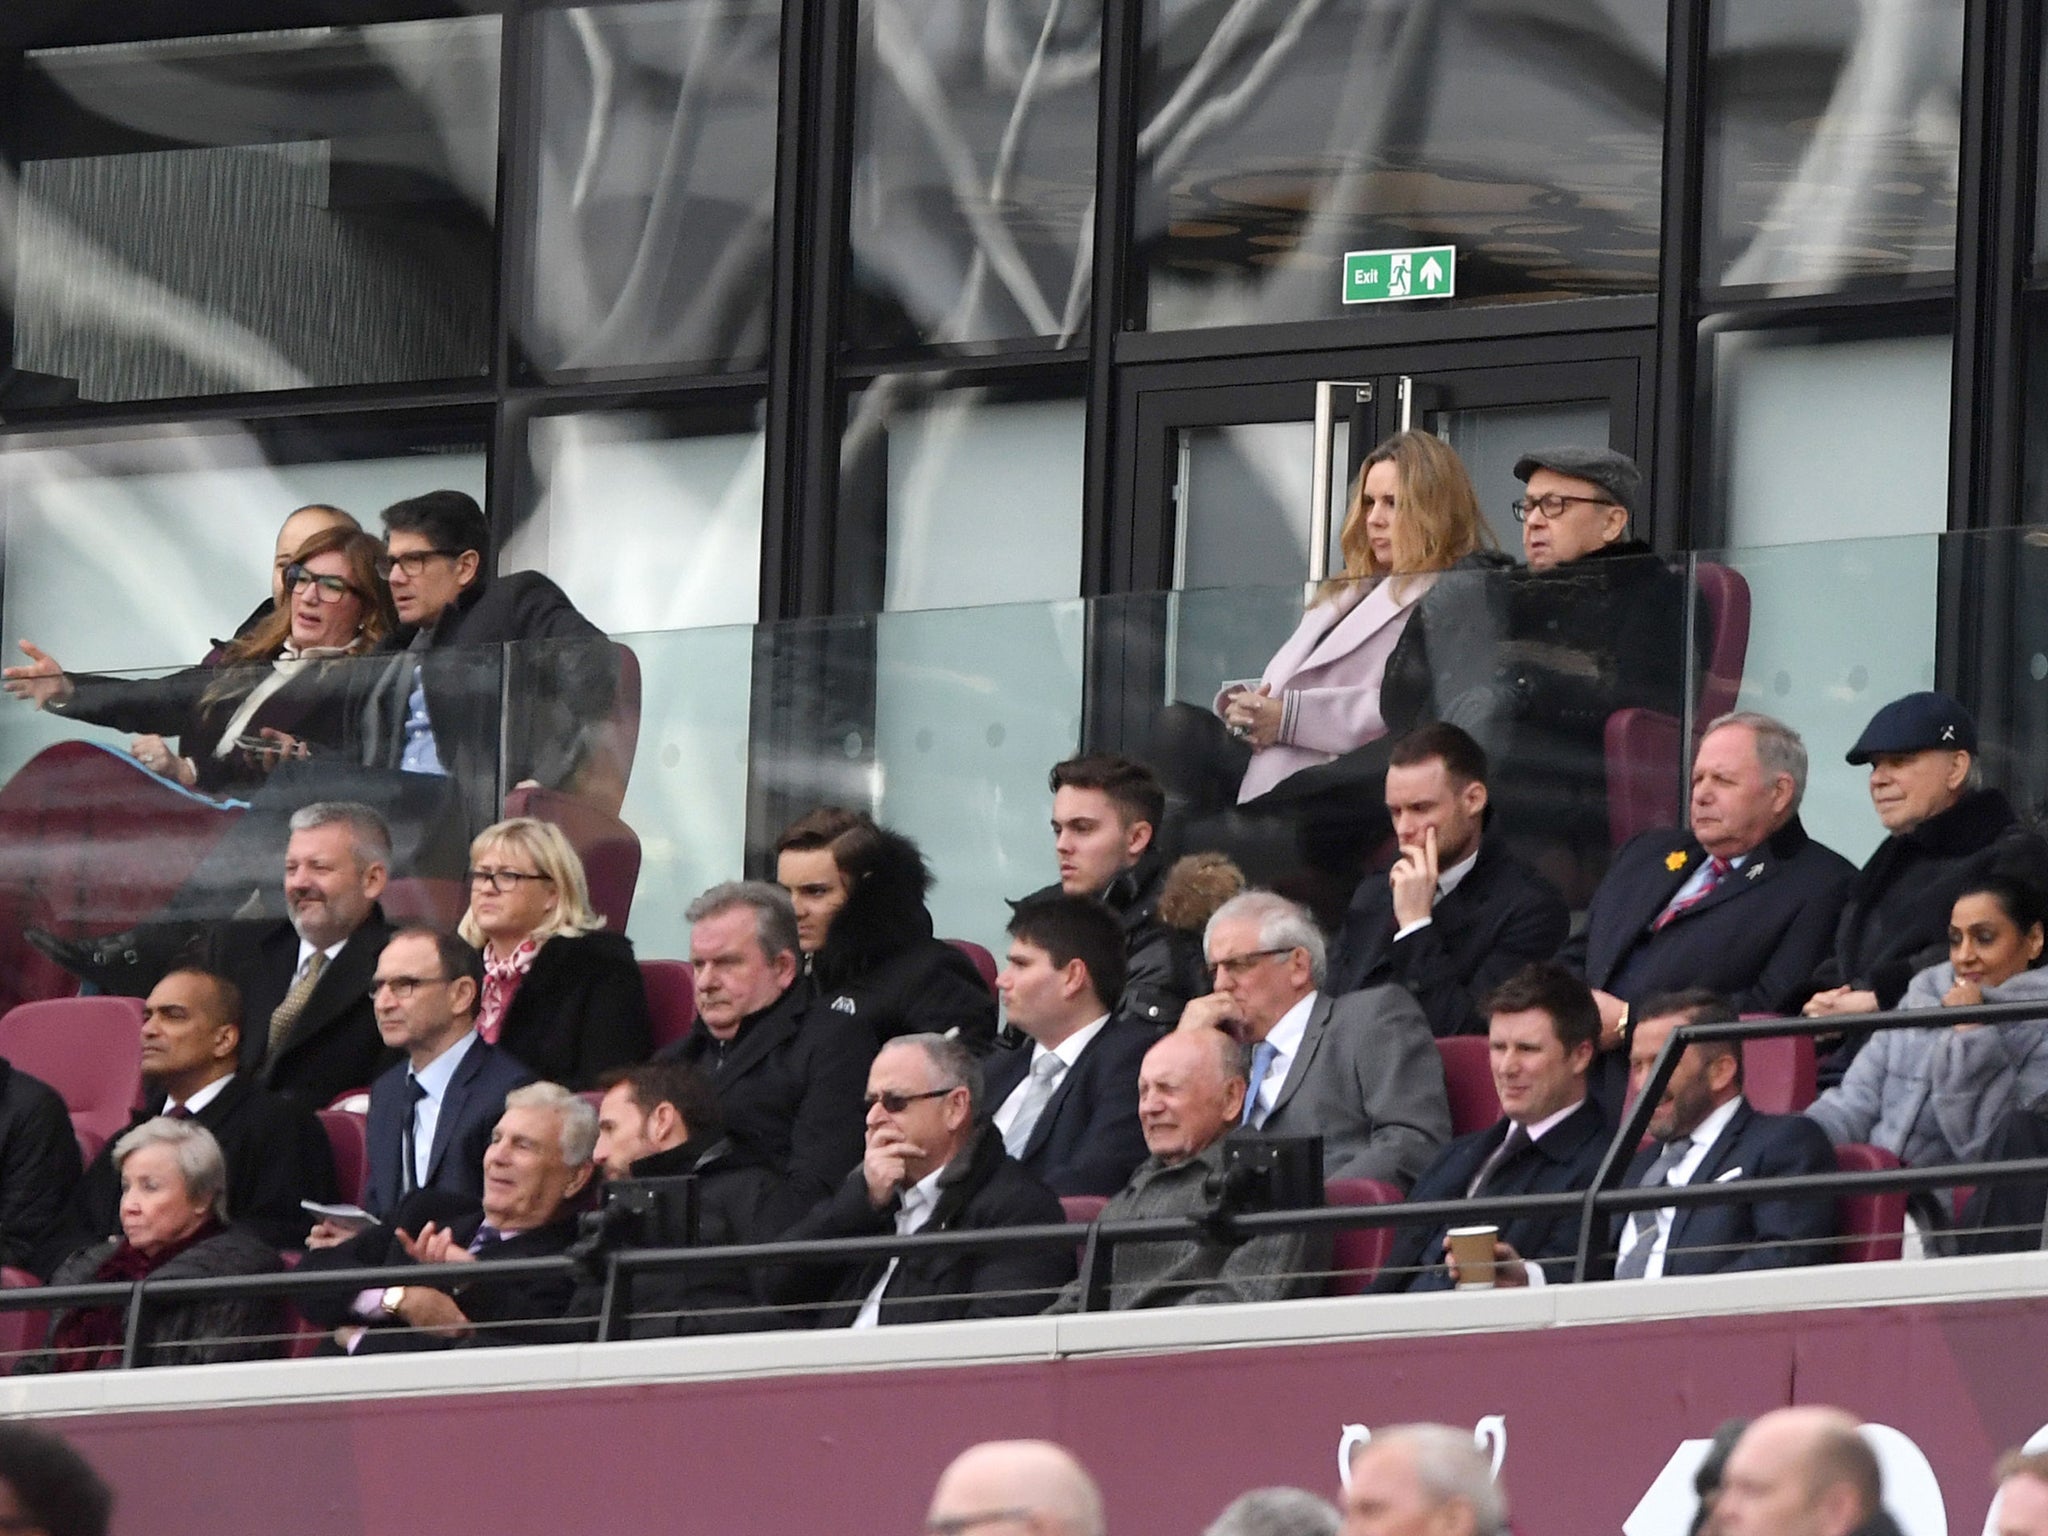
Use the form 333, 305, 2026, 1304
205, 800, 398, 1108
1328, 724, 1569, 1035
571, 1060, 784, 1336
298, 1083, 594, 1353
772, 1034, 1072, 1327
1805, 693, 2048, 1064
0, 1060, 81, 1273
658, 882, 875, 1227
49, 968, 333, 1270
775, 809, 997, 1053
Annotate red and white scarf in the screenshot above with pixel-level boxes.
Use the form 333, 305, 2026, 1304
477, 938, 540, 1043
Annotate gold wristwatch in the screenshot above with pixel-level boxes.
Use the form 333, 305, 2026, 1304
379, 1285, 407, 1320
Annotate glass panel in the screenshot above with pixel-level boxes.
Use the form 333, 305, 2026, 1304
844, 0, 1103, 351
524, 1, 782, 377
842, 379, 1086, 612
1702, 1, 1963, 296
505, 406, 767, 632
8, 21, 502, 405
1430, 399, 1614, 557
1136, 1, 1666, 330
1707, 325, 1953, 546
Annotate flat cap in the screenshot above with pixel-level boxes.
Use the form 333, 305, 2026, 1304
1512, 446, 1642, 513
1845, 691, 1977, 764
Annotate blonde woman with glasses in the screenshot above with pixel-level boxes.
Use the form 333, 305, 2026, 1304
456, 817, 651, 1087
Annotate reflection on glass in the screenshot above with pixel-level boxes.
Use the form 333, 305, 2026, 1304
841, 378, 1085, 611
845, 0, 1102, 350
1431, 400, 1612, 556
1708, 325, 1951, 546
506, 408, 767, 632
1136, 0, 1665, 329
7, 21, 501, 405
1703, 2, 1962, 294
525, 1, 782, 376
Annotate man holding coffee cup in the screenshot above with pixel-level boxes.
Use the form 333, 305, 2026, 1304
1370, 963, 1609, 1292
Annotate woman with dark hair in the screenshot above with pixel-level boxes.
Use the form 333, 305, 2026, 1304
25, 1118, 284, 1372
774, 809, 998, 1053
4, 524, 397, 797
1807, 874, 2048, 1168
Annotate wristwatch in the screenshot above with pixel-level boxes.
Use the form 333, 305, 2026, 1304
379, 1285, 407, 1320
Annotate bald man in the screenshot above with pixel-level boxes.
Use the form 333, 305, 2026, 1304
927, 1441, 1105, 1536
1715, 1409, 1888, 1536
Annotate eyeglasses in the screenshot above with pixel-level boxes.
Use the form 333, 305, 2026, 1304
468, 867, 556, 893
368, 974, 451, 1001
282, 563, 360, 603
863, 1087, 955, 1114
1509, 493, 1617, 523
1210, 946, 1297, 978
375, 548, 462, 579
925, 1512, 1037, 1535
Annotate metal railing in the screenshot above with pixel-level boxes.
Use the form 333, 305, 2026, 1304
6, 1000, 2048, 1367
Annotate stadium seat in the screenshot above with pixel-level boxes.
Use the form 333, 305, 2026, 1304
1833, 1143, 1907, 1263
380, 876, 467, 930
1743, 1031, 1817, 1114
1324, 1178, 1403, 1295
1059, 1195, 1109, 1225
0, 1267, 49, 1373
639, 959, 696, 1052
0, 995, 145, 1155
553, 642, 642, 819
1604, 561, 1752, 847
947, 939, 998, 994
1436, 1037, 1500, 1136
316, 1109, 370, 1207
501, 784, 642, 933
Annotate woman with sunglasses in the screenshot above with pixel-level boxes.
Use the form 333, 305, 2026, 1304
4, 525, 396, 796
456, 815, 651, 1088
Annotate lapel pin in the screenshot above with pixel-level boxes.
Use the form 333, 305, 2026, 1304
1746, 864, 1764, 880
1664, 851, 1688, 872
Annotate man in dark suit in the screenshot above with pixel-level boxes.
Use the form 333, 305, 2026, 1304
298, 1082, 595, 1353
1372, 963, 1610, 1292
658, 881, 875, 1227
359, 489, 615, 838
50, 968, 334, 1269
205, 800, 398, 1109
1559, 711, 1855, 1108
772, 1034, 1072, 1327
1491, 990, 1834, 1285
1328, 723, 1570, 1035
1180, 890, 1448, 1189
351, 927, 533, 1222
985, 894, 1152, 1197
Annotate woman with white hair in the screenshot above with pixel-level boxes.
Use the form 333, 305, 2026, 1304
26, 1119, 284, 1371
458, 816, 651, 1088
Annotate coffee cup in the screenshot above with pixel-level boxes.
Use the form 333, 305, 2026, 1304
1446, 1224, 1500, 1289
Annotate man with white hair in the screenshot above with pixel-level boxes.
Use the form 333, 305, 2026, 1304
926, 1440, 1106, 1536
298, 1082, 596, 1352
1205, 1486, 1340, 1536
1715, 1407, 1889, 1536
1340, 1425, 1508, 1536
1177, 889, 1448, 1187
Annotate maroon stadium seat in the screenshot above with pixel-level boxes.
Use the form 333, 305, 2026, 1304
1059, 1195, 1109, 1225
316, 1108, 370, 1207
947, 939, 999, 994
639, 959, 696, 1052
0, 1267, 49, 1372
1436, 1037, 1501, 1136
1833, 1143, 1907, 1263
1324, 1178, 1403, 1294
500, 784, 642, 933
380, 876, 467, 930
0, 995, 146, 1155
1743, 1030, 1817, 1114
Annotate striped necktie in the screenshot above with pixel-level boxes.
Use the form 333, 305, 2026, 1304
268, 951, 328, 1057
1653, 857, 1732, 931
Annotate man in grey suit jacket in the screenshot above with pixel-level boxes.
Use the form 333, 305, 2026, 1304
1177, 890, 1449, 1190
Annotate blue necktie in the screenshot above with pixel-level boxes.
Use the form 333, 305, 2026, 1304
1242, 1040, 1280, 1127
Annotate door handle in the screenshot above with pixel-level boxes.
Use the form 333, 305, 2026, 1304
1311, 381, 1373, 583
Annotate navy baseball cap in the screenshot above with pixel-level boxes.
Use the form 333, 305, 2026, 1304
1511, 446, 1642, 514
1845, 691, 1978, 765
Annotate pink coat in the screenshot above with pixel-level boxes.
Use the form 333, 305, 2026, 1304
1215, 575, 1434, 803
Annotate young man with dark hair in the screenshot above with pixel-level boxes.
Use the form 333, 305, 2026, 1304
0, 1423, 112, 1536
1327, 723, 1569, 1036
1372, 962, 1609, 1293
1039, 753, 1204, 1025
984, 894, 1153, 1197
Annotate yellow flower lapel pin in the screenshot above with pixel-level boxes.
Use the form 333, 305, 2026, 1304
1664, 851, 1688, 872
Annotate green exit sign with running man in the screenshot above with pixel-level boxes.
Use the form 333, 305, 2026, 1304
1342, 245, 1456, 304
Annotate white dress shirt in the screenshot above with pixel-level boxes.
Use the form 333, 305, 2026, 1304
405, 1030, 479, 1191
167, 1073, 233, 1118
1393, 844, 1483, 942
851, 1165, 946, 1329
1623, 1093, 1744, 1280
1246, 992, 1316, 1128
991, 1014, 1109, 1148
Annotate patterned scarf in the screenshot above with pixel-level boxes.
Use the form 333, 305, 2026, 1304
477, 938, 541, 1044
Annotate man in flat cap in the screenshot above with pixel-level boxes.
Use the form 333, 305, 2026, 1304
1803, 690, 2048, 1077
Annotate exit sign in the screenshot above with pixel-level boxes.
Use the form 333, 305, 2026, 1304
1342, 245, 1456, 304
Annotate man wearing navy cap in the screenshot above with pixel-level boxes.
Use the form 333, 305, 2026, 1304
1803, 692, 2048, 1067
